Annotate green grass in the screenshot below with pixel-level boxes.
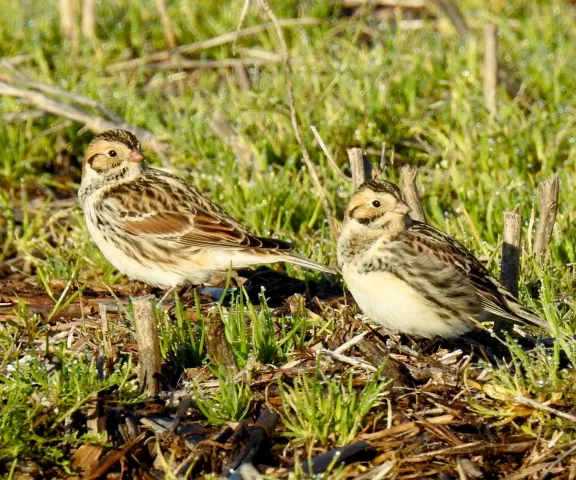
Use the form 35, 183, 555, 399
1, 0, 576, 477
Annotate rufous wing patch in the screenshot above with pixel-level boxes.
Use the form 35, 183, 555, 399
123, 212, 191, 236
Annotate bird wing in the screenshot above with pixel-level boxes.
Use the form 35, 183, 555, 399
102, 172, 294, 252
403, 221, 550, 331
122, 208, 293, 250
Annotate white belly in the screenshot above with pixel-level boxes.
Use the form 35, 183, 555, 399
86, 218, 192, 288
342, 265, 470, 338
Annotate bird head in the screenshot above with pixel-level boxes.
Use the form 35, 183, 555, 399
344, 179, 412, 231
82, 129, 145, 181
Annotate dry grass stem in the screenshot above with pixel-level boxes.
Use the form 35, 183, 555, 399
256, 0, 339, 240
142, 57, 278, 71
483, 24, 498, 115
0, 80, 168, 163
310, 125, 350, 182
399, 165, 426, 223
500, 210, 521, 297
435, 0, 469, 41
318, 347, 378, 372
81, 0, 96, 40
379, 142, 387, 173
0, 65, 125, 123
533, 175, 559, 259
99, 303, 114, 377
333, 331, 370, 354
514, 396, 576, 424
132, 295, 161, 395
107, 18, 322, 73
59, 0, 79, 44
154, 0, 177, 49
347, 147, 372, 189
497, 210, 522, 334
232, 0, 252, 55
234, 64, 252, 90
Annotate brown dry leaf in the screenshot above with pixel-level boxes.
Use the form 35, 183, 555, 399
71, 443, 105, 473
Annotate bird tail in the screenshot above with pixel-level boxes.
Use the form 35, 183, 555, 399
283, 253, 337, 275
497, 284, 552, 332
508, 302, 551, 332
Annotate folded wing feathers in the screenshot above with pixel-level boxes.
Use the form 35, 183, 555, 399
408, 222, 550, 332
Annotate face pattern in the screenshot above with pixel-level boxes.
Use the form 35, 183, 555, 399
345, 180, 412, 231
83, 129, 144, 173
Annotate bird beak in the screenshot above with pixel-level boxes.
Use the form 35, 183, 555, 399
392, 200, 412, 215
127, 149, 145, 163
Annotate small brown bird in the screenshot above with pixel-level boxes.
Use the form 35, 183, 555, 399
78, 129, 336, 289
337, 179, 550, 338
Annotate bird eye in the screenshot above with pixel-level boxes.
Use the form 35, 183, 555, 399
108, 150, 117, 157
372, 200, 381, 208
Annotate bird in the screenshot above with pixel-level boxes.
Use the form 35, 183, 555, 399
78, 129, 336, 293
337, 179, 551, 338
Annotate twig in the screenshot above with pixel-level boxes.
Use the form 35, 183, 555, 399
107, 18, 322, 73
84, 432, 147, 480
497, 210, 521, 334
483, 24, 498, 115
333, 331, 370, 354
354, 461, 396, 480
379, 142, 387, 174
533, 175, 559, 259
514, 396, 576, 424
132, 295, 161, 395
347, 147, 371, 189
154, 0, 177, 49
399, 165, 426, 223
0, 81, 168, 163
139, 57, 279, 71
435, 0, 469, 41
233, 0, 252, 55
0, 64, 125, 123
169, 396, 193, 434
310, 125, 350, 182
538, 443, 576, 480
256, 1, 339, 240
81, 0, 96, 40
224, 410, 280, 477
317, 347, 377, 372
2, 110, 47, 122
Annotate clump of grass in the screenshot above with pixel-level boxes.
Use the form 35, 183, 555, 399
0, 349, 139, 468
216, 288, 314, 369
193, 366, 252, 425
471, 336, 576, 438
279, 359, 390, 450
157, 291, 206, 369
